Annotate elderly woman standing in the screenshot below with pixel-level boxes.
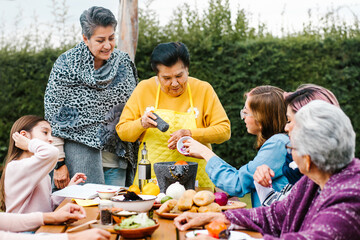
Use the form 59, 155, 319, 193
116, 42, 230, 188
45, 6, 137, 188
175, 100, 360, 239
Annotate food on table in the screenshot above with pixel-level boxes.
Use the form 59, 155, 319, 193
198, 202, 221, 213
158, 199, 178, 214
128, 184, 141, 195
174, 160, 188, 165
214, 192, 229, 206
166, 182, 186, 200
99, 200, 113, 225
193, 190, 216, 206
206, 220, 228, 239
155, 193, 166, 204
170, 204, 182, 214
156, 190, 225, 215
177, 189, 196, 211
112, 210, 137, 223
142, 182, 161, 196
114, 213, 155, 230
123, 191, 143, 201
188, 205, 199, 213
160, 195, 173, 204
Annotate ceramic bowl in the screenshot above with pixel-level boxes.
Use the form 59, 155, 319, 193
176, 136, 192, 155
111, 195, 156, 212
112, 210, 138, 223
97, 190, 117, 200
114, 221, 159, 239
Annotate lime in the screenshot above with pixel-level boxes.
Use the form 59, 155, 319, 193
160, 196, 173, 204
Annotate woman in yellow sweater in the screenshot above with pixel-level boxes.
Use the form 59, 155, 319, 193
116, 42, 230, 188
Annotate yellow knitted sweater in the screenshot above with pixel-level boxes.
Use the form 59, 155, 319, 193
116, 77, 231, 144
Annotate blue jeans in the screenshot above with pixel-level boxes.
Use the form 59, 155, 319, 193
103, 167, 126, 186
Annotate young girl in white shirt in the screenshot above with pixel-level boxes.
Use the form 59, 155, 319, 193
0, 115, 87, 213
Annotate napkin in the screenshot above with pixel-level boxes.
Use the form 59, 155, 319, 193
72, 199, 99, 207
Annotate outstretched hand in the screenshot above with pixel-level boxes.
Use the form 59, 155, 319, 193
182, 138, 216, 161
253, 164, 274, 187
68, 228, 111, 240
174, 212, 229, 231
168, 129, 191, 150
68, 173, 87, 186
43, 203, 86, 225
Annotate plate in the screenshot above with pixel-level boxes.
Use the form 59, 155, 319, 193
113, 222, 160, 239
153, 203, 161, 209
220, 200, 246, 210
154, 210, 180, 219
186, 230, 253, 240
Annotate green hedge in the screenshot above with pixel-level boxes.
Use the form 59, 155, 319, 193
1, 0, 359, 169
1, 37, 359, 168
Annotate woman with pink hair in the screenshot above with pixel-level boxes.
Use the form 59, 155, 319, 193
253, 84, 339, 206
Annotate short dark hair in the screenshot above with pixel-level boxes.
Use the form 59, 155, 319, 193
80, 6, 117, 39
150, 42, 190, 74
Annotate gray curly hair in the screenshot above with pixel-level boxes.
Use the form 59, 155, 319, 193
80, 6, 117, 39
292, 100, 355, 174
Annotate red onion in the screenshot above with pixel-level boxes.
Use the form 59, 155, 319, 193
214, 192, 228, 206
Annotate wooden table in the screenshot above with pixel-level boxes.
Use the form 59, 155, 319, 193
36, 198, 262, 239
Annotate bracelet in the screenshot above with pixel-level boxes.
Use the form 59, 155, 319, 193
54, 160, 66, 170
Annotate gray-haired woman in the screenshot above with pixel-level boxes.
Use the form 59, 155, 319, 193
174, 100, 360, 239
44, 6, 138, 189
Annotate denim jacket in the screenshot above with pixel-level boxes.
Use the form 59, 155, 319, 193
206, 133, 289, 207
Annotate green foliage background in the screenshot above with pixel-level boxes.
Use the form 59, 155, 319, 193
1, 0, 360, 168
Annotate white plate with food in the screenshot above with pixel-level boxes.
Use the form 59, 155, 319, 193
186, 230, 256, 239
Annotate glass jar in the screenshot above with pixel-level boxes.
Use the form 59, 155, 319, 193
99, 200, 113, 225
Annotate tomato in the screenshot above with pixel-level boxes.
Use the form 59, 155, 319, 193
174, 160, 188, 165
206, 220, 228, 238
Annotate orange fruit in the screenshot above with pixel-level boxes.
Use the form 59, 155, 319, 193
174, 160, 188, 165
142, 182, 160, 196
128, 185, 140, 195
206, 220, 228, 238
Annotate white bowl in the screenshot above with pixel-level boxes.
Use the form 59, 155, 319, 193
177, 136, 192, 155
97, 190, 117, 199
111, 195, 156, 212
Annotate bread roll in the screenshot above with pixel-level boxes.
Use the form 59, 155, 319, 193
193, 190, 215, 206
170, 204, 183, 214
158, 199, 177, 214
198, 202, 222, 213
186, 205, 199, 213
177, 189, 196, 211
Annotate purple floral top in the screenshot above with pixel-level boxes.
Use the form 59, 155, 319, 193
225, 158, 360, 240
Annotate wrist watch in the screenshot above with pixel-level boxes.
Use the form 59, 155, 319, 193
54, 160, 66, 170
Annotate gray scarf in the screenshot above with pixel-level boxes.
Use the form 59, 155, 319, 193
44, 41, 137, 165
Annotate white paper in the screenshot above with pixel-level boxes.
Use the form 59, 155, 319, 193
186, 230, 262, 240
52, 183, 124, 199
254, 181, 274, 204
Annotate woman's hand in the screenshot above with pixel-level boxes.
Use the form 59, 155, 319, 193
174, 212, 229, 231
253, 164, 274, 187
140, 111, 158, 129
182, 138, 216, 161
12, 132, 30, 151
54, 160, 70, 189
68, 173, 87, 186
43, 203, 86, 224
168, 129, 191, 150
68, 228, 111, 240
